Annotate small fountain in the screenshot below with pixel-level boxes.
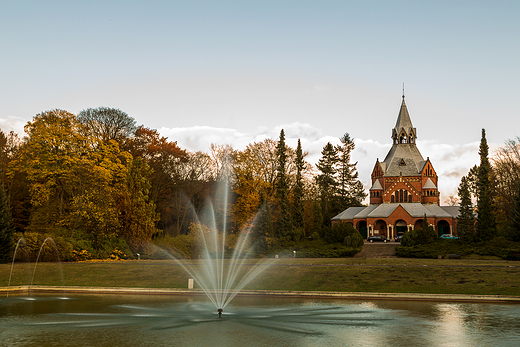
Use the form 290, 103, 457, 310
7, 236, 63, 297
7, 237, 28, 297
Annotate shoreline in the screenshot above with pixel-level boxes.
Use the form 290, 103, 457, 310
2, 285, 519, 303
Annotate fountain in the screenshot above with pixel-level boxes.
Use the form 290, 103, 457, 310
7, 236, 63, 297
159, 182, 277, 317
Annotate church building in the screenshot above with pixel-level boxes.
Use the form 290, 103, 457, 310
332, 95, 459, 240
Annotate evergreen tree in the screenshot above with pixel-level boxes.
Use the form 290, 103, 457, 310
335, 133, 366, 208
292, 139, 305, 229
476, 129, 497, 241
457, 175, 476, 243
0, 181, 15, 263
275, 129, 293, 239
252, 191, 273, 253
316, 142, 338, 228
311, 199, 323, 237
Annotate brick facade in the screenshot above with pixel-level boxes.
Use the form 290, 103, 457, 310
332, 96, 459, 239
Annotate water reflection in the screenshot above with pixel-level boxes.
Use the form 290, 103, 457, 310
1, 295, 519, 347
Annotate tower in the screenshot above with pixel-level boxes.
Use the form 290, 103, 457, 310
369, 96, 439, 205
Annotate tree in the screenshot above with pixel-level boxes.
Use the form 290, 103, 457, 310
457, 175, 475, 242
315, 142, 338, 227
251, 191, 273, 253
335, 133, 366, 209
492, 137, 520, 237
292, 139, 305, 229
232, 139, 278, 231
275, 129, 293, 239
476, 129, 496, 241
0, 180, 15, 263
124, 126, 188, 233
510, 182, 520, 242
117, 156, 158, 240
9, 109, 92, 233
77, 107, 137, 145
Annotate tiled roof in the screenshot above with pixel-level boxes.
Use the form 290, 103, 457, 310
382, 144, 425, 176
440, 206, 462, 218
331, 207, 367, 221
333, 203, 457, 221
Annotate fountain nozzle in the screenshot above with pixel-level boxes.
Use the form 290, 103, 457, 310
218, 308, 223, 318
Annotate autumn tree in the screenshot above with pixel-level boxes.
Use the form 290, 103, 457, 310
9, 109, 93, 233
510, 183, 520, 242
492, 137, 520, 237
9, 110, 158, 242
476, 129, 496, 241
232, 139, 278, 231
77, 107, 137, 145
117, 156, 159, 240
123, 126, 187, 233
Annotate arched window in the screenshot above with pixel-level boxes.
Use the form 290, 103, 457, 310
391, 195, 394, 203
408, 194, 412, 202
399, 190, 403, 202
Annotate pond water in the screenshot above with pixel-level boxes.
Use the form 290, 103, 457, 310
1, 294, 519, 347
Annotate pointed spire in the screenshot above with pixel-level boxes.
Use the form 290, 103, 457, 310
392, 94, 417, 144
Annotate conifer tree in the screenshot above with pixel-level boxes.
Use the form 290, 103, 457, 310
275, 129, 293, 238
457, 175, 475, 242
316, 142, 338, 228
292, 139, 305, 230
476, 129, 497, 241
0, 181, 15, 263
335, 133, 366, 208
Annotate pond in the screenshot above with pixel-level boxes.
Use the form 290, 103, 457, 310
1, 294, 519, 347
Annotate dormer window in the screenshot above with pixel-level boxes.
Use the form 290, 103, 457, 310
399, 159, 406, 166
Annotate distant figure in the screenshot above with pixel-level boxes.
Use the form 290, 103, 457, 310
218, 308, 223, 318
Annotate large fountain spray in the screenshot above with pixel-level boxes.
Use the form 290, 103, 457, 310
164, 181, 276, 317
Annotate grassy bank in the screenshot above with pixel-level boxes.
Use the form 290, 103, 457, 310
1, 258, 520, 296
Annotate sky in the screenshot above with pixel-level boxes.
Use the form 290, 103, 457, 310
1, 1, 519, 203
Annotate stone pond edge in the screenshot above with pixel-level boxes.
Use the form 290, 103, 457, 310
1, 285, 519, 303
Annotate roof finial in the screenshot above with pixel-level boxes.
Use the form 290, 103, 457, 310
402, 82, 405, 99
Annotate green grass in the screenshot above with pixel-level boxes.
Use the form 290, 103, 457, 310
1, 258, 520, 296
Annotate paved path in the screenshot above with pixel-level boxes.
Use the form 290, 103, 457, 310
354, 242, 399, 258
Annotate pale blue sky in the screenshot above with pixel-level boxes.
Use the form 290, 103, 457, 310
1, 0, 519, 200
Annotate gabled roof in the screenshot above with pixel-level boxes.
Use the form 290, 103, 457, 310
423, 178, 437, 189
370, 179, 383, 190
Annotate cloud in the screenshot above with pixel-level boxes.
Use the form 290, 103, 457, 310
0, 116, 26, 135
158, 123, 483, 206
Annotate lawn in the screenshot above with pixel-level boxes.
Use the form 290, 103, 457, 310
1, 258, 519, 296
